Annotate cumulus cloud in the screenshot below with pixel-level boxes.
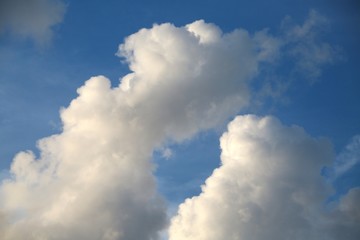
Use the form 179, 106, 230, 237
0, 20, 273, 239
0, 13, 343, 239
116, 20, 265, 141
0, 0, 66, 43
169, 115, 360, 240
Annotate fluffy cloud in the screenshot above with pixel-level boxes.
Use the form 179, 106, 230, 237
0, 0, 66, 43
0, 20, 273, 239
0, 14, 343, 239
116, 20, 266, 142
169, 115, 360, 240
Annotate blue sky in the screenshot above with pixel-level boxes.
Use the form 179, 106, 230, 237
0, 0, 359, 239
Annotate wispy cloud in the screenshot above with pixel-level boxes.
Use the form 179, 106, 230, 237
252, 10, 341, 109
326, 135, 360, 179
282, 10, 340, 81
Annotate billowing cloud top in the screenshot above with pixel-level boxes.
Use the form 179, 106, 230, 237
169, 115, 360, 240
116, 20, 267, 141
0, 14, 357, 240
0, 20, 273, 240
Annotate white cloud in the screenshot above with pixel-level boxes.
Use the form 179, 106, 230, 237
247, 10, 340, 110
161, 148, 173, 160
116, 20, 267, 142
0, 13, 343, 239
0, 20, 273, 239
0, 0, 66, 44
282, 9, 339, 80
333, 135, 360, 178
169, 115, 360, 240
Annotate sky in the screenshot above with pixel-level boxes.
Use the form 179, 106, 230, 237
0, 0, 359, 239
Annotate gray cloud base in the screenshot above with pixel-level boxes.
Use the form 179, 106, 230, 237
0, 0, 66, 43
